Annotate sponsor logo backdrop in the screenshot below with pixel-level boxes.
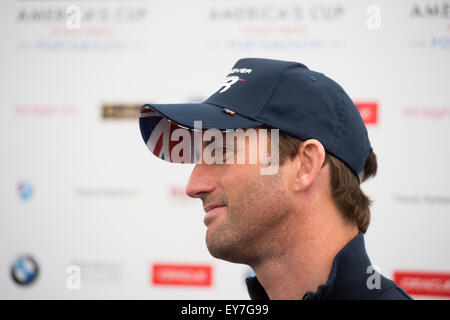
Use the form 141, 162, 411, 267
0, 0, 449, 299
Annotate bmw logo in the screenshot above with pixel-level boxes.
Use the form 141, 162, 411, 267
11, 256, 39, 286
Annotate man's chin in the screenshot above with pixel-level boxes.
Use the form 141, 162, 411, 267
205, 233, 247, 263
207, 247, 244, 263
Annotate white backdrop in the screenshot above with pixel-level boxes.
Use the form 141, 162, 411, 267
1, 0, 449, 299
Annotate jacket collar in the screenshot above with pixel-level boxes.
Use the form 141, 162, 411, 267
245, 233, 383, 300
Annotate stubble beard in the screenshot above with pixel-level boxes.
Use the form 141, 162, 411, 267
205, 172, 290, 265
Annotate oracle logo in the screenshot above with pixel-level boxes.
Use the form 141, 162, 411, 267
394, 271, 450, 298
355, 102, 378, 125
152, 264, 212, 287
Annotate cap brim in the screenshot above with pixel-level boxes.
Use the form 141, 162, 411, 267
142, 103, 262, 130
139, 103, 262, 163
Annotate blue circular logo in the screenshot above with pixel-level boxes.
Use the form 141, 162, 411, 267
11, 256, 39, 286
17, 182, 34, 201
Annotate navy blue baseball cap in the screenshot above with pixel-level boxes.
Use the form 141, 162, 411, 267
139, 58, 372, 177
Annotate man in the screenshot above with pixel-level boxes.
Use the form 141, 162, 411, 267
139, 58, 412, 300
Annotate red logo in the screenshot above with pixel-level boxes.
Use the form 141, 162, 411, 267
394, 271, 450, 297
152, 264, 212, 287
355, 102, 378, 125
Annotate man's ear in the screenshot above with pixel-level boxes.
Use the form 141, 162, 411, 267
293, 139, 326, 192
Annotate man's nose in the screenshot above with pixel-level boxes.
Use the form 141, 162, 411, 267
185, 164, 217, 199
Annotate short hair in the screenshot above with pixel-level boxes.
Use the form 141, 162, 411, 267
278, 131, 377, 233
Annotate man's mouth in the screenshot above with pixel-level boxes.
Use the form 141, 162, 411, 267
203, 204, 227, 226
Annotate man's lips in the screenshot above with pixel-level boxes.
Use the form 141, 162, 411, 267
203, 204, 226, 213
203, 204, 227, 226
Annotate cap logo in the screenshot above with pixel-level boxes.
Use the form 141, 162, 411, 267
218, 76, 245, 93
223, 108, 235, 115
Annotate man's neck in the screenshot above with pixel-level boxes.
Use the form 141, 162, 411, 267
250, 208, 359, 300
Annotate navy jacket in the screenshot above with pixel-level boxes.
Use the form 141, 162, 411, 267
245, 233, 412, 300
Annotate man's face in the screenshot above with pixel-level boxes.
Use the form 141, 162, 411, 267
185, 128, 292, 264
